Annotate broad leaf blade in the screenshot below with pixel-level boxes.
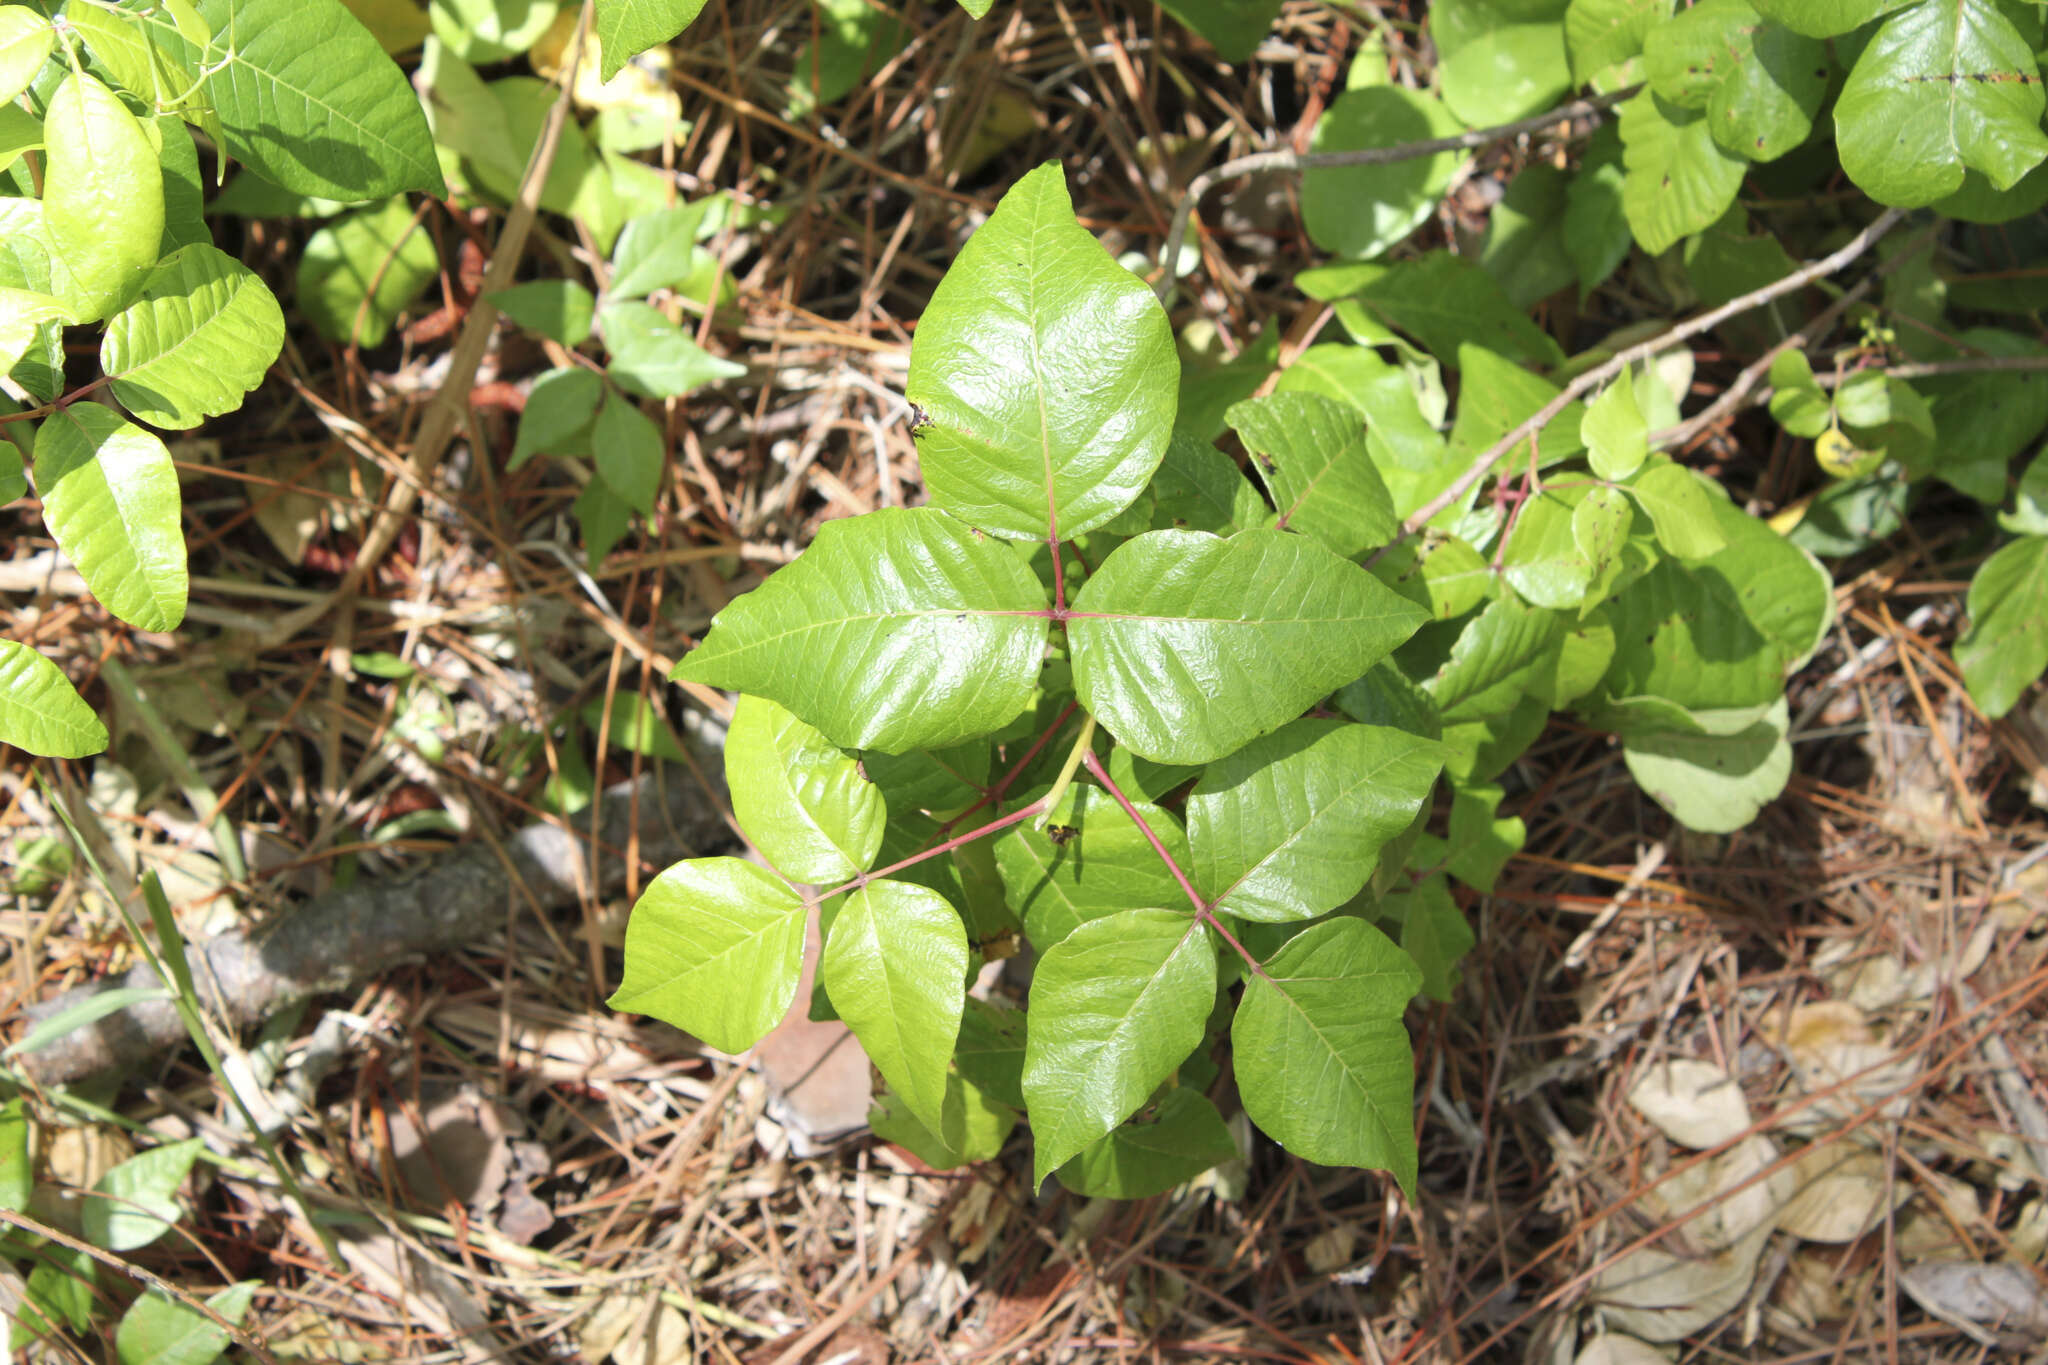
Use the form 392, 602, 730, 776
1228, 392, 1397, 558
1955, 535, 2048, 718
1618, 91, 1745, 254
1232, 917, 1420, 1194
675, 507, 1051, 754
1302, 87, 1465, 261
104, 246, 286, 429
1055, 1088, 1240, 1198
114, 1282, 256, 1365
906, 162, 1177, 542
993, 782, 1192, 947
297, 198, 440, 348
1187, 718, 1442, 922
595, 0, 713, 80
1622, 697, 1794, 831
1644, 0, 1826, 162
1023, 908, 1217, 1185
726, 694, 886, 884
34, 406, 188, 633
608, 857, 807, 1053
1068, 528, 1428, 765
0, 640, 107, 758
42, 73, 163, 324
821, 880, 967, 1137
85, 1138, 204, 1252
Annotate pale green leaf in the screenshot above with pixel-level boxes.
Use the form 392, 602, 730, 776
297, 197, 439, 348
1622, 697, 1793, 831
726, 693, 885, 884
1390, 874, 1474, 999
1067, 528, 1428, 765
0, 640, 109, 759
1302, 86, 1465, 261
594, 0, 711, 80
0, 201, 66, 401
1565, 122, 1631, 295
0, 102, 42, 173
1836, 0, 2048, 208
676, 507, 1051, 754
1503, 485, 1601, 610
114, 1282, 256, 1365
822, 879, 967, 1137
1232, 916, 1420, 1193
1625, 457, 1727, 559
1767, 350, 1833, 438
593, 390, 661, 515
1955, 535, 2048, 718
1448, 344, 1587, 470
608, 201, 719, 300
1644, 0, 1828, 162
1425, 591, 1566, 721
1187, 718, 1441, 922
1370, 532, 1493, 622
582, 691, 689, 761
1055, 1088, 1239, 1197
2000, 447, 2048, 537
42, 73, 163, 324
992, 782, 1192, 948
0, 288, 71, 378
1228, 392, 1396, 558
601, 300, 746, 398
0, 1098, 27, 1212
1023, 908, 1217, 1184
1573, 485, 1634, 595
85, 1138, 203, 1252
464, 77, 613, 227
608, 856, 806, 1053
1441, 22, 1570, 127
6, 986, 175, 1058
1334, 253, 1565, 370
0, 10, 52, 105
905, 163, 1176, 542
1918, 329, 2048, 503
487, 280, 595, 345
1618, 91, 1745, 255
869, 1074, 1015, 1169
509, 366, 602, 469
1479, 164, 1576, 309
430, 0, 564, 63
34, 406, 187, 633
155, 117, 208, 255
789, 0, 912, 114
103, 246, 286, 430
1565, 0, 1670, 88
1445, 783, 1524, 892
1584, 371, 1649, 479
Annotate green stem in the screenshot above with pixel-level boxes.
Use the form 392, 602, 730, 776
1033, 712, 1095, 829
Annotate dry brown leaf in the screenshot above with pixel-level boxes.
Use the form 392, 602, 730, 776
1896, 1170, 1983, 1260
1306, 1223, 1360, 1275
1774, 1000, 1917, 1136
1899, 1261, 2048, 1345
1776, 1143, 1905, 1243
1771, 1249, 1853, 1328
611, 1302, 692, 1365
1592, 1229, 1768, 1342
1574, 1333, 1673, 1365
1627, 1059, 1753, 1150
1639, 1136, 1790, 1255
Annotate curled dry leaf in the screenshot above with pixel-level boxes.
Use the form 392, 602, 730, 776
1772, 1249, 1854, 1329
1899, 1261, 2048, 1346
1776, 1142, 1906, 1243
1574, 1332, 1674, 1364
1627, 1058, 1753, 1148
1774, 1000, 1917, 1136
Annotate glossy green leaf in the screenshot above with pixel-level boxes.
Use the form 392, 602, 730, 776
592, 390, 662, 516
510, 366, 602, 469
1446, 783, 1524, 892
1767, 350, 1833, 438
905, 163, 1175, 542
1371, 532, 1493, 622
1148, 432, 1266, 535
1618, 91, 1745, 255
608, 857, 806, 1053
0, 287, 70, 381
677, 507, 1051, 754
103, 246, 286, 430
1448, 345, 1587, 476
155, 117, 209, 255
1390, 874, 1473, 1000
594, 0, 711, 79
1068, 528, 1428, 765
1503, 484, 1604, 610
1565, 122, 1631, 295
114, 1282, 256, 1365
1302, 86, 1465, 261
34, 406, 187, 633
1441, 22, 1571, 126
1622, 697, 1793, 831
609, 201, 718, 300
0, 10, 51, 105
860, 742, 991, 815
1232, 916, 1420, 1195
822, 879, 966, 1137
1228, 393, 1396, 558
1175, 325, 1280, 442
1335, 253, 1565, 370
487, 280, 595, 345
1566, 0, 1670, 88
1426, 591, 1566, 721
1583, 371, 1649, 479
1188, 718, 1441, 922
993, 782, 1192, 948
1624, 457, 1727, 559
726, 693, 885, 884
1644, 0, 1827, 162
85, 1137, 203, 1252
1055, 1088, 1239, 1197
955, 998, 1027, 1109
1153, 0, 1284, 61
1752, 0, 1909, 34
1573, 484, 1634, 597
0, 1098, 27, 1211
869, 1074, 1015, 1169
1023, 908, 1216, 1184
1955, 535, 2048, 718
600, 300, 746, 398
42, 73, 163, 324
297, 197, 439, 348
1836, 0, 2048, 208
0, 640, 108, 759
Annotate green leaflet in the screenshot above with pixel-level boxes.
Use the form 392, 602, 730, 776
1448, 344, 1586, 470
34, 405, 188, 633
1232, 916, 1420, 1196
675, 507, 1051, 754
1955, 535, 2048, 718
0, 640, 108, 759
1152, 0, 1285, 61
594, 0, 712, 80
1583, 369, 1649, 478
726, 694, 886, 885
0, 1097, 28, 1211
85, 1138, 204, 1252
1624, 456, 1728, 559
600, 300, 746, 398
103, 246, 286, 430
431, 0, 564, 63
1425, 591, 1566, 721
1565, 0, 1670, 89
297, 197, 439, 348
510, 367, 603, 469
1753, 0, 1910, 34
1479, 164, 1577, 309
1187, 718, 1442, 922
1835, 0, 2048, 208
608, 201, 720, 300
592, 390, 662, 516
869, 1075, 1015, 1169
1564, 122, 1631, 296
1621, 697, 1794, 832
1387, 873, 1474, 999
905, 163, 1176, 542
1067, 528, 1428, 765
1228, 392, 1396, 558
113, 1282, 256, 1365
1054, 1088, 1239, 1198
821, 880, 967, 1139
1617, 91, 1745, 255
1643, 0, 1827, 163
608, 857, 807, 1053
0, 10, 52, 106
1372, 532, 1493, 622
1302, 86, 1465, 262
1148, 432, 1268, 535
1440, 22, 1571, 127
992, 782, 1192, 947
42, 73, 163, 324
1023, 908, 1217, 1185
1333, 253, 1566, 371
1503, 483, 1605, 610
487, 280, 596, 345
